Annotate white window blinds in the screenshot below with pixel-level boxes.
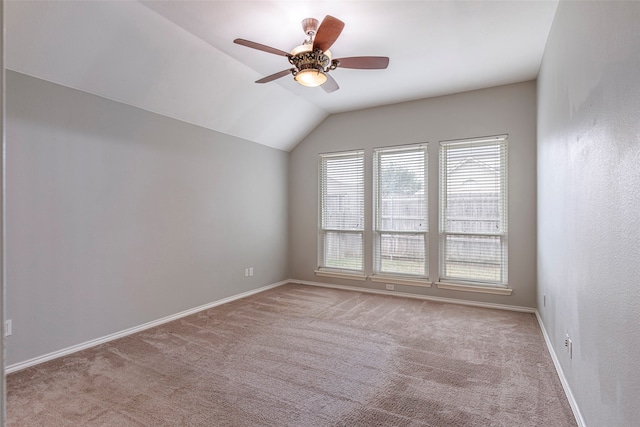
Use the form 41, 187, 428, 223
440, 136, 508, 285
319, 150, 365, 272
373, 145, 428, 277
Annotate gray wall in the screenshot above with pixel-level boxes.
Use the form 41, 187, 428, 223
289, 81, 537, 308
6, 71, 289, 366
537, 2, 640, 426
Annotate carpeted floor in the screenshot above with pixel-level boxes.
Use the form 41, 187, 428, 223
7, 283, 577, 426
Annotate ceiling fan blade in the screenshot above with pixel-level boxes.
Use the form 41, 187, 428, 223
334, 56, 390, 69
234, 38, 290, 57
313, 15, 345, 52
322, 74, 340, 93
255, 69, 294, 84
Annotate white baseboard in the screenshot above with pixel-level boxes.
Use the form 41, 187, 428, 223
6, 280, 289, 374
292, 279, 536, 313
535, 311, 586, 427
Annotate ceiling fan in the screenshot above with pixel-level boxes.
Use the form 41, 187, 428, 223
234, 15, 389, 93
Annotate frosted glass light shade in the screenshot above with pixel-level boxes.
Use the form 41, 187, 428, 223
294, 69, 327, 87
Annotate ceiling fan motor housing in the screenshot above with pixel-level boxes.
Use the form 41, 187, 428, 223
289, 49, 332, 74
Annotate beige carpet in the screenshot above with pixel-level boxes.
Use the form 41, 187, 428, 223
7, 283, 576, 426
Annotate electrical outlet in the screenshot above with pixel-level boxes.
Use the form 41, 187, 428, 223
385, 284, 395, 291
4, 319, 12, 337
244, 268, 249, 277
249, 267, 254, 277
564, 334, 572, 359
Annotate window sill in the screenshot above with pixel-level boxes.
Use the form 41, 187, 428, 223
315, 270, 367, 281
435, 282, 513, 295
370, 275, 432, 288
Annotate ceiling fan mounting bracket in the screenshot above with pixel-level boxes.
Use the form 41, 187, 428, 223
301, 17, 320, 42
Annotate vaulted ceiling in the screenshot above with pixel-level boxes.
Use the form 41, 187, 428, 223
6, 1, 558, 151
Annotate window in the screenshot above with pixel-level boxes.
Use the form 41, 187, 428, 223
439, 136, 508, 286
373, 145, 428, 278
318, 150, 365, 273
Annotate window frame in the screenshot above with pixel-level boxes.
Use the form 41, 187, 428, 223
439, 135, 508, 287
372, 143, 429, 280
317, 150, 366, 276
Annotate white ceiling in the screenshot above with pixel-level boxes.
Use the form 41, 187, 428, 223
6, 1, 558, 151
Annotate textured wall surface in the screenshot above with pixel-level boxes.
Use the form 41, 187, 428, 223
537, 2, 640, 425
289, 82, 538, 308
6, 71, 289, 366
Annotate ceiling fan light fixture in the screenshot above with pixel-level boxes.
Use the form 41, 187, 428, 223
289, 47, 332, 88
294, 68, 327, 87
290, 43, 312, 56
290, 43, 332, 59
